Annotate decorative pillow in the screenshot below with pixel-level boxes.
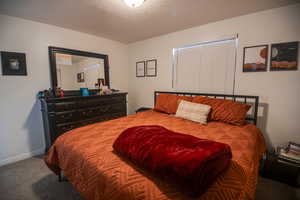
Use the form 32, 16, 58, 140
192, 96, 251, 126
175, 100, 211, 124
154, 94, 193, 114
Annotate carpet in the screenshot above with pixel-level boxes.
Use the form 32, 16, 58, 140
0, 156, 299, 200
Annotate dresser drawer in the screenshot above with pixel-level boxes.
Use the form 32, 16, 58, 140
48, 102, 76, 112
78, 95, 125, 109
110, 112, 127, 119
54, 110, 78, 124
78, 107, 106, 119
77, 115, 111, 127
78, 103, 125, 118
111, 103, 126, 113
110, 95, 126, 103
55, 122, 80, 135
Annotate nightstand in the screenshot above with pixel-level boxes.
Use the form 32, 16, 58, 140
135, 107, 152, 113
260, 152, 300, 187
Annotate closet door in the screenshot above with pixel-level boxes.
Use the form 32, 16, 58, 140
173, 39, 237, 94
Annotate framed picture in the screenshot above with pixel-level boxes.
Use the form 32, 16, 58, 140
77, 72, 84, 82
97, 78, 105, 86
136, 61, 145, 77
270, 41, 299, 71
1, 51, 27, 76
146, 59, 157, 77
243, 45, 268, 72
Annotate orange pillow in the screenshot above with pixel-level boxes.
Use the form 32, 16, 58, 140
192, 96, 251, 126
155, 94, 193, 114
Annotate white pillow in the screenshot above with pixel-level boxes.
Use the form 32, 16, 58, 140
175, 100, 211, 124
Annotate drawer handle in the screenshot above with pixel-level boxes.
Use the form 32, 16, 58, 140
100, 106, 110, 112
59, 113, 73, 119
82, 110, 93, 116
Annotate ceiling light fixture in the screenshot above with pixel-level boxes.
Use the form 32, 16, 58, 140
124, 0, 145, 8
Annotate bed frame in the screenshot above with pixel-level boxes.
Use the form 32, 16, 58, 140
57, 91, 259, 182
154, 91, 259, 125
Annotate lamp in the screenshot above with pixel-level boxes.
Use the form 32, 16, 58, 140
124, 0, 145, 8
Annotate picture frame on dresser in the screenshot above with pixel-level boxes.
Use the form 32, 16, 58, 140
77, 72, 84, 83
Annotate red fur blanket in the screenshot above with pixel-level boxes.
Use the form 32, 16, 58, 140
113, 125, 232, 196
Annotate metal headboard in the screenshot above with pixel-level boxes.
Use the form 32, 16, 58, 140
154, 91, 259, 125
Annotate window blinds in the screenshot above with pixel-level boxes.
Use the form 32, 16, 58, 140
173, 38, 237, 94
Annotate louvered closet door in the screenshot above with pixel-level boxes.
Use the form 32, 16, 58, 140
174, 39, 237, 94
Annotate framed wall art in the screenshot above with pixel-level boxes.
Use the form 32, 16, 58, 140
77, 72, 84, 83
136, 61, 145, 77
270, 41, 298, 71
146, 59, 157, 77
1, 51, 27, 76
243, 45, 268, 72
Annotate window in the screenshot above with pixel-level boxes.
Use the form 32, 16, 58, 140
172, 37, 238, 94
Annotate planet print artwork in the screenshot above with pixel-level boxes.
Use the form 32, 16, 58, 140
270, 41, 298, 71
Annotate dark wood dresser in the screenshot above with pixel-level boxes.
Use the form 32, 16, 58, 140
40, 92, 127, 150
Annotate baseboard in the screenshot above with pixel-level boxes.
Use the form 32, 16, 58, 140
0, 147, 45, 167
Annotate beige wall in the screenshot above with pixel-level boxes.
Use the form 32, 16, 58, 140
128, 4, 300, 149
0, 15, 129, 166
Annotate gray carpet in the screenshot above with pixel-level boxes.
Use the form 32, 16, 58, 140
0, 156, 299, 200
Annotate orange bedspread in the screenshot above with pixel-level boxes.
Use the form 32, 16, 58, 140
45, 110, 266, 200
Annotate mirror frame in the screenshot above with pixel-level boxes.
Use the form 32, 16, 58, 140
49, 46, 110, 91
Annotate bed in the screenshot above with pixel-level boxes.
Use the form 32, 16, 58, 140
45, 91, 266, 200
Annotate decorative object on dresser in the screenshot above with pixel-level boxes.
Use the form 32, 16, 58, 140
77, 72, 84, 83
1, 51, 27, 76
80, 88, 89, 96
40, 92, 127, 150
145, 59, 157, 77
243, 45, 268, 72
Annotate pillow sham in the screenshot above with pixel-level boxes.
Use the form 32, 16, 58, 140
192, 96, 251, 126
154, 94, 193, 114
175, 100, 211, 124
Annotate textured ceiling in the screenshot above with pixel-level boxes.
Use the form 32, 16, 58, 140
0, 0, 299, 43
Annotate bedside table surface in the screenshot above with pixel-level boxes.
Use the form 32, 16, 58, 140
261, 152, 300, 187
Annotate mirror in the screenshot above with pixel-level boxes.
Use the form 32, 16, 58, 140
56, 54, 105, 90
49, 47, 110, 91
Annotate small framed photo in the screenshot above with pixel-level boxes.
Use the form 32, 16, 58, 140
243, 45, 268, 72
1, 51, 27, 76
97, 78, 105, 86
146, 59, 157, 77
136, 61, 145, 77
77, 72, 84, 82
270, 41, 299, 71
